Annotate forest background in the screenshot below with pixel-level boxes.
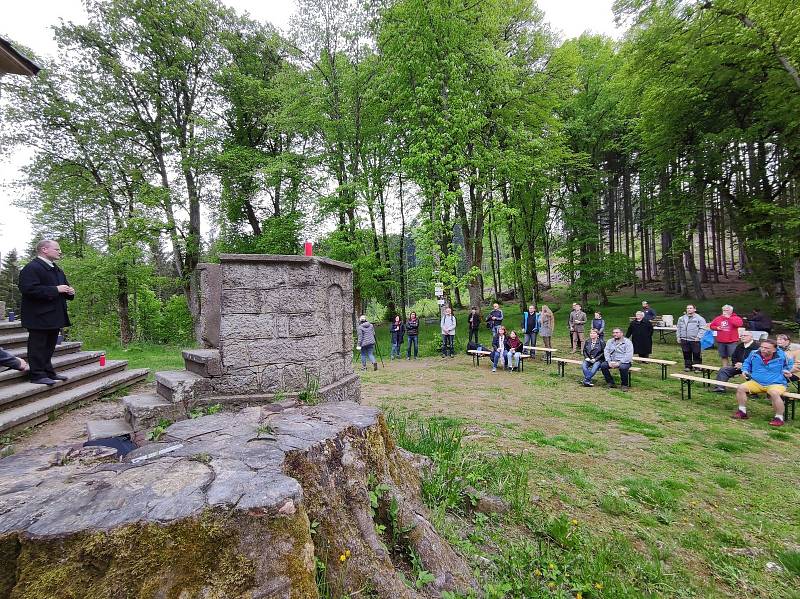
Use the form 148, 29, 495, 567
0, 0, 798, 348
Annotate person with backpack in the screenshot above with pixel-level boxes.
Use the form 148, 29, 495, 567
405, 312, 420, 359
356, 315, 378, 371
390, 315, 405, 360
521, 305, 540, 357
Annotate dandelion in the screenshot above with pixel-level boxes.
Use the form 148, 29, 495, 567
339, 554, 346, 562
594, 582, 603, 590
570, 518, 578, 525
345, 549, 351, 558
534, 569, 542, 577
576, 593, 583, 599
548, 563, 556, 570
548, 582, 556, 589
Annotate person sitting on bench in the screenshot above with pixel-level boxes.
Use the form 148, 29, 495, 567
732, 339, 794, 427
712, 331, 759, 392
507, 330, 523, 371
581, 328, 605, 387
777, 334, 800, 387
0, 347, 29, 373
600, 328, 634, 390
490, 326, 510, 373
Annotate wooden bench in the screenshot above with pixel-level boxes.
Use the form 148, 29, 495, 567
468, 350, 530, 372
552, 357, 641, 386
523, 346, 558, 364
670, 373, 799, 420
632, 356, 677, 380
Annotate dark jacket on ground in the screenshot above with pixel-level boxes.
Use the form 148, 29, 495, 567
468, 311, 481, 331
583, 338, 606, 362
626, 319, 653, 356
732, 340, 760, 365
0, 347, 23, 370
19, 257, 73, 330
405, 319, 419, 337
390, 323, 405, 344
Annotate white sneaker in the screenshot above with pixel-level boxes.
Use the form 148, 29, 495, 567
491, 367, 496, 372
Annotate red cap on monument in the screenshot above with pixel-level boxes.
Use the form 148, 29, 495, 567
304, 242, 313, 256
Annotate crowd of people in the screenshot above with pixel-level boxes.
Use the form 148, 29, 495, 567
355, 300, 799, 427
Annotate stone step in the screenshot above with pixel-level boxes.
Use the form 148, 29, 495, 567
0, 331, 27, 347
6, 341, 82, 360
86, 418, 134, 441
0, 368, 149, 434
155, 370, 210, 403
0, 360, 128, 410
122, 393, 187, 430
0, 351, 105, 386
0, 320, 22, 331
182, 348, 221, 377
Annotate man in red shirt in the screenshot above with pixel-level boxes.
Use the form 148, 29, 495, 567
709, 304, 744, 368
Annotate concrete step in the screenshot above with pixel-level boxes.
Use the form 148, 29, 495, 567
0, 321, 22, 331
0, 368, 149, 434
155, 370, 210, 403
123, 393, 186, 430
6, 341, 82, 359
0, 351, 105, 386
0, 331, 27, 347
86, 418, 134, 441
0, 360, 128, 410
182, 348, 221, 377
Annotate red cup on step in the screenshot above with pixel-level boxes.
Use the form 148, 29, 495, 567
99, 355, 106, 367
304, 241, 313, 256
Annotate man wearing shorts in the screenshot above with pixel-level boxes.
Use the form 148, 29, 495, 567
709, 304, 744, 368
732, 339, 794, 427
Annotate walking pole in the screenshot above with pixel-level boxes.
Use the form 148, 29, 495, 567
375, 338, 385, 368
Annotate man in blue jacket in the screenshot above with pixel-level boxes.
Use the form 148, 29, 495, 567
732, 339, 794, 427
18, 240, 75, 385
521, 304, 540, 357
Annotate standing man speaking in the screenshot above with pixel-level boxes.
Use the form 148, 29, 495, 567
18, 240, 75, 385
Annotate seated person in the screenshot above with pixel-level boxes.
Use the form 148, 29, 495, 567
712, 331, 759, 392
777, 334, 800, 387
732, 339, 794, 427
490, 326, 510, 373
600, 328, 634, 390
747, 308, 772, 335
581, 328, 605, 387
0, 347, 29, 373
506, 330, 523, 370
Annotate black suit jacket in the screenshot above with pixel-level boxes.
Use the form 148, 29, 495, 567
18, 258, 73, 330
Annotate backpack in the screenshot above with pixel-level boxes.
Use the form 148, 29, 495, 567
466, 341, 478, 353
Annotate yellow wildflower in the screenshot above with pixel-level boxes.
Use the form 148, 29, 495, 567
571, 519, 578, 525
345, 549, 351, 557
577, 593, 583, 599
548, 563, 556, 569
534, 569, 542, 577
548, 582, 556, 589
595, 582, 603, 590
339, 554, 346, 562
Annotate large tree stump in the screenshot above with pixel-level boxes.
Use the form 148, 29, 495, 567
0, 402, 475, 598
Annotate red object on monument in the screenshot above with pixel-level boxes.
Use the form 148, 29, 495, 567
99, 355, 106, 367
304, 242, 313, 256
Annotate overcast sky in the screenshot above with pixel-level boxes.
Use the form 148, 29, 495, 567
0, 0, 620, 258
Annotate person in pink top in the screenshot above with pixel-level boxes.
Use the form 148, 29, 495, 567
709, 304, 744, 368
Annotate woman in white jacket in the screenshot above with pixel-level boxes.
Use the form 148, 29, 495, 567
441, 307, 457, 358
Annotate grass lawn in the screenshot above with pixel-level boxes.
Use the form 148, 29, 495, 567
105, 343, 187, 380
359, 314, 800, 597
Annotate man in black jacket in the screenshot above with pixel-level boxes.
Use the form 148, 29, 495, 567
712, 331, 759, 393
18, 240, 75, 385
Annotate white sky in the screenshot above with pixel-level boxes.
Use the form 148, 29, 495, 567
0, 0, 620, 258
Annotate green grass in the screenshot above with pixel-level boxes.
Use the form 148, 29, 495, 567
105, 342, 188, 380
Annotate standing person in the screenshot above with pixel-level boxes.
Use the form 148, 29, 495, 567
676, 304, 707, 371
487, 303, 504, 335
467, 306, 481, 346
490, 325, 509, 373
539, 305, 555, 349
709, 304, 744, 368
601, 328, 634, 390
521, 305, 540, 357
712, 331, 759, 392
642, 301, 657, 322
506, 330, 523, 370
581, 328, 606, 387
567, 303, 577, 351
18, 239, 75, 385
626, 311, 654, 358
405, 312, 419, 360
569, 303, 587, 354
356, 315, 378, 371
390, 316, 405, 360
440, 307, 456, 358
591, 311, 606, 341
732, 339, 793, 427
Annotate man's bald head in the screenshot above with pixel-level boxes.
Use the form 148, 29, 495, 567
36, 239, 62, 261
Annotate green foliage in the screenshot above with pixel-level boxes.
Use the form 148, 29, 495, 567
146, 418, 173, 442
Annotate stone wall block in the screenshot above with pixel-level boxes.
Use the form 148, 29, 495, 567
288, 314, 322, 338
221, 289, 265, 315
222, 264, 287, 290
220, 314, 277, 341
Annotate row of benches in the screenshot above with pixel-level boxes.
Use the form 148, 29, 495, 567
467, 347, 799, 420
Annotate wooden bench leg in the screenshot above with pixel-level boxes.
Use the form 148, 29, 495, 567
546, 353, 552, 365
661, 365, 667, 380
687, 379, 692, 401
558, 361, 564, 377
